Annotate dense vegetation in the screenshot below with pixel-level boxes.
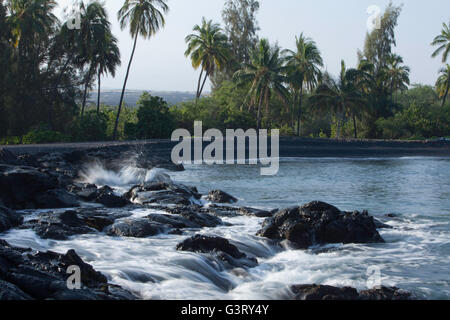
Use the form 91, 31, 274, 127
0, 0, 448, 145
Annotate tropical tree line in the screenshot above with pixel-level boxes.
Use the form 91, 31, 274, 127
0, 0, 169, 143
182, 2, 448, 139
0, 0, 449, 144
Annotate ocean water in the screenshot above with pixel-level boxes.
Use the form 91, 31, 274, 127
2, 157, 450, 299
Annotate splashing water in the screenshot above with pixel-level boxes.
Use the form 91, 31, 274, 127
78, 159, 171, 189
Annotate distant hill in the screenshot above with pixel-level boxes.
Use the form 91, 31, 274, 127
88, 89, 197, 107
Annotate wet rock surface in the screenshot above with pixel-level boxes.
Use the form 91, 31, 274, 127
0, 239, 136, 300
291, 284, 412, 300
0, 165, 59, 209
359, 286, 412, 300
22, 208, 132, 240
106, 218, 164, 238
94, 186, 130, 208
126, 181, 201, 206
0, 206, 23, 233
257, 201, 384, 249
207, 190, 238, 204
106, 211, 223, 238
177, 235, 258, 269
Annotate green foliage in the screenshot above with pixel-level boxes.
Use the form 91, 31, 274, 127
0, 136, 22, 145
171, 81, 254, 132
377, 103, 450, 139
125, 93, 174, 139
104, 105, 137, 140
185, 17, 230, 101
22, 128, 70, 144
71, 111, 109, 142
279, 124, 295, 137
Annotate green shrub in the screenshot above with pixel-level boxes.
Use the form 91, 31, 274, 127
125, 92, 175, 139
22, 129, 69, 144
71, 111, 109, 142
0, 136, 21, 145
278, 124, 295, 136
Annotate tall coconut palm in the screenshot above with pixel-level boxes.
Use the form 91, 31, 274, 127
436, 64, 450, 107
92, 31, 121, 114
233, 39, 289, 132
431, 21, 450, 63
112, 0, 169, 140
384, 53, 410, 101
8, 0, 58, 49
310, 60, 367, 139
78, 1, 111, 117
283, 33, 323, 136
185, 18, 230, 104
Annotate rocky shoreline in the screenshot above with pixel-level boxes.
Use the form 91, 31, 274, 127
0, 146, 414, 300
3, 137, 450, 158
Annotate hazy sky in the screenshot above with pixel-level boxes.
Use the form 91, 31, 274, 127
56, 0, 450, 92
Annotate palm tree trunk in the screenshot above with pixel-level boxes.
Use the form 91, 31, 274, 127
297, 86, 303, 136
442, 81, 449, 107
113, 30, 139, 140
198, 71, 209, 99
336, 109, 344, 139
195, 68, 204, 104
97, 70, 101, 115
81, 66, 94, 117
81, 82, 89, 117
353, 114, 357, 139
291, 91, 296, 130
257, 90, 264, 133
50, 51, 75, 129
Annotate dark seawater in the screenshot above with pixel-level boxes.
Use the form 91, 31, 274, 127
2, 157, 449, 299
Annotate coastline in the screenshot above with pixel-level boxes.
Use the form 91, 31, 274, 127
2, 137, 450, 158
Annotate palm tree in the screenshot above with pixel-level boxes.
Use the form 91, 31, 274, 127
185, 18, 230, 104
384, 53, 410, 101
8, 0, 58, 49
283, 33, 323, 136
77, 1, 111, 117
310, 60, 367, 139
113, 0, 169, 140
94, 32, 121, 114
233, 39, 289, 132
431, 21, 450, 63
436, 64, 450, 107
7, 0, 59, 128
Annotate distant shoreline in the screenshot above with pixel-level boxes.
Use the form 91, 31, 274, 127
2, 137, 450, 158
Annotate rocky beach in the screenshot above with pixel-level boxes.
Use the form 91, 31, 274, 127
1, 139, 450, 300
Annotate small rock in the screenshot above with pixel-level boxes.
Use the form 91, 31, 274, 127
359, 286, 412, 300
106, 219, 164, 238
176, 235, 258, 269
207, 190, 238, 204
291, 284, 359, 300
95, 186, 130, 208
291, 284, 412, 300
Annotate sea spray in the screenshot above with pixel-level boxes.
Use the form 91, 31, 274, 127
78, 158, 171, 189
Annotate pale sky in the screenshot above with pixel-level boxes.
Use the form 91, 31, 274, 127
56, 0, 450, 92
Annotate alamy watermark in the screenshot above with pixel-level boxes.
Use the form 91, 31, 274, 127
171, 121, 279, 176
66, 265, 81, 290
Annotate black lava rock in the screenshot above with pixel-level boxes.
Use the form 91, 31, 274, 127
206, 190, 238, 204
257, 201, 384, 249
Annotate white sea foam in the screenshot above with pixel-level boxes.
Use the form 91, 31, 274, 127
78, 159, 171, 192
